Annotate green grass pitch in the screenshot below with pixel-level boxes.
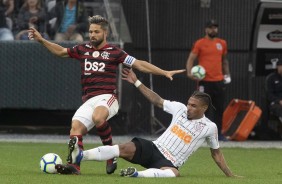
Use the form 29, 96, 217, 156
1, 142, 281, 184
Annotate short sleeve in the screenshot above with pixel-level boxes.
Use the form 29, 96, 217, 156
163, 100, 186, 115
205, 123, 220, 149
191, 40, 201, 55
67, 46, 79, 59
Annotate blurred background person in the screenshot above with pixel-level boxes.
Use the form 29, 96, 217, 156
47, 0, 87, 41
13, 0, 24, 15
266, 60, 282, 123
186, 19, 231, 141
15, 0, 49, 40
0, 0, 14, 40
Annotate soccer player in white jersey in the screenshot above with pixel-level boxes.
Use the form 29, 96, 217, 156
57, 68, 241, 178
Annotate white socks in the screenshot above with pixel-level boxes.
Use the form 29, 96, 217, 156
82, 145, 119, 161
137, 168, 176, 177
81, 145, 176, 178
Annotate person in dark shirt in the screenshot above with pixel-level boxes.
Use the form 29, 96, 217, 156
15, 0, 48, 40
0, 0, 14, 40
266, 60, 282, 122
47, 0, 87, 41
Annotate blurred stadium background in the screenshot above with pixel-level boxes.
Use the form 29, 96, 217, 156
1, 0, 282, 140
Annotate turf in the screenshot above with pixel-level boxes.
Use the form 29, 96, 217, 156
1, 142, 281, 184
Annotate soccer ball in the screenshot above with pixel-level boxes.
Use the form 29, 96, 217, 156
191, 65, 206, 80
40, 153, 62, 174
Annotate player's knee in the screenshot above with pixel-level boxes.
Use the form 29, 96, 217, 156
70, 121, 87, 135
92, 106, 109, 126
118, 142, 136, 160
92, 116, 106, 126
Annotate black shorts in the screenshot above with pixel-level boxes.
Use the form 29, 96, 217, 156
130, 137, 178, 169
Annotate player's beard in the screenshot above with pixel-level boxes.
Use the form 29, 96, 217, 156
208, 32, 217, 38
91, 37, 104, 48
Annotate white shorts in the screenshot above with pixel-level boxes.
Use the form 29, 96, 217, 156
72, 94, 119, 131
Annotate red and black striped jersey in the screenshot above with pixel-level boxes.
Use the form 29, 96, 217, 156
67, 43, 136, 102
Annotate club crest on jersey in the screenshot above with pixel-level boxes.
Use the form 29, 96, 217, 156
194, 122, 205, 132
216, 43, 222, 50
101, 51, 110, 59
92, 51, 100, 58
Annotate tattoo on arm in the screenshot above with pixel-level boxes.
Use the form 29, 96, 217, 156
211, 149, 233, 177
138, 84, 164, 108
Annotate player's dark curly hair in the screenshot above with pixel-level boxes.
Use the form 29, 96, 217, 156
191, 91, 216, 110
88, 15, 109, 31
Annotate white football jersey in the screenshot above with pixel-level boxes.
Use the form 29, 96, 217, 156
153, 100, 219, 168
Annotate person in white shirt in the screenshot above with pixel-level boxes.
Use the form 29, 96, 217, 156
56, 68, 241, 178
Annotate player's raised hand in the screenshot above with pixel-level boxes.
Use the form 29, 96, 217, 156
28, 27, 43, 42
122, 68, 137, 84
165, 69, 186, 81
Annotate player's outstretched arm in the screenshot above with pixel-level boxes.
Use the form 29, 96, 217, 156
28, 27, 69, 58
122, 68, 164, 108
132, 60, 185, 81
210, 148, 243, 178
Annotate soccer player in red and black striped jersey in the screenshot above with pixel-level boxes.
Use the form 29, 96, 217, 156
29, 15, 185, 175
